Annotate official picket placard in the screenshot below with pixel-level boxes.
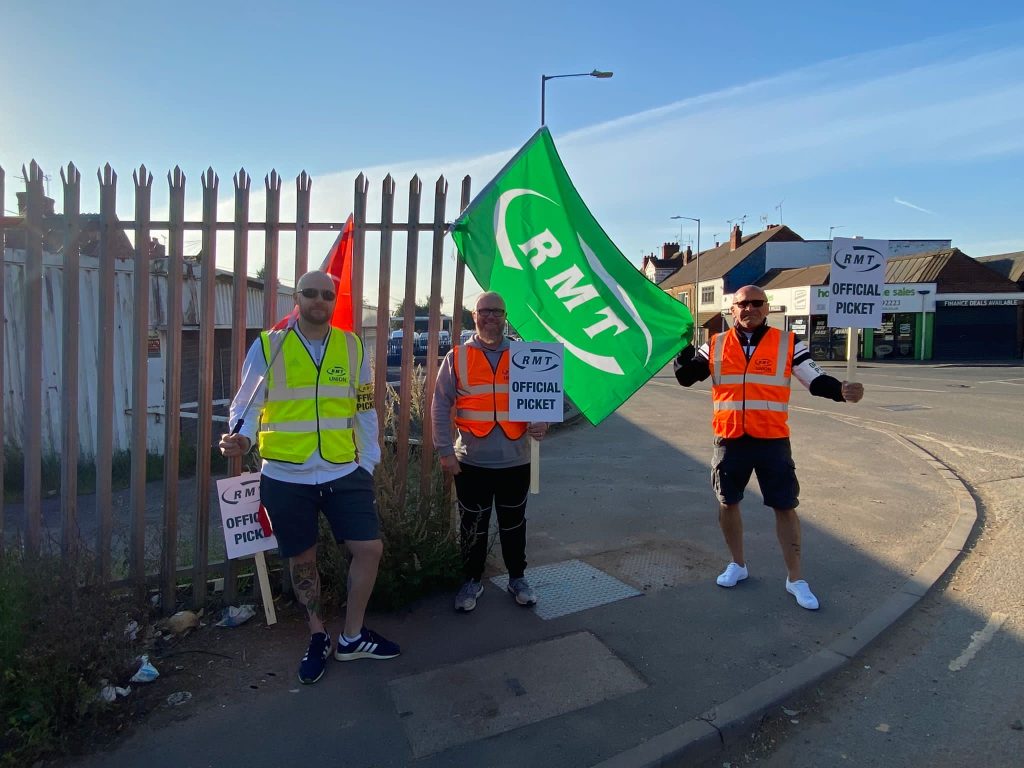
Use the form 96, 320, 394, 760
508, 341, 564, 423
216, 472, 278, 559
828, 237, 889, 328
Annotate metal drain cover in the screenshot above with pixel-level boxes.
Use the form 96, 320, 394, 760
389, 631, 646, 757
491, 559, 642, 620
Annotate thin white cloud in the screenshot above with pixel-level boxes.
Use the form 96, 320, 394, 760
201, 27, 1024, 305
893, 197, 936, 215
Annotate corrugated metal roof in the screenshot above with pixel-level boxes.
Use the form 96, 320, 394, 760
3, 248, 335, 456
885, 250, 954, 283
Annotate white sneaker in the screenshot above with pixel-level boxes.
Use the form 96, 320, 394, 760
716, 562, 748, 587
786, 579, 820, 610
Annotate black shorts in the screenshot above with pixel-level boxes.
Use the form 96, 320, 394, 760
260, 469, 380, 558
711, 436, 800, 510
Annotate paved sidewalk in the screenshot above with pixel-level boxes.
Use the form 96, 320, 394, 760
73, 372, 973, 768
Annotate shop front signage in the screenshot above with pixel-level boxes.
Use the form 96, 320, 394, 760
815, 284, 932, 313
936, 299, 1023, 307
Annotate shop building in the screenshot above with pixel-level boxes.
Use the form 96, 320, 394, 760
738, 248, 1022, 361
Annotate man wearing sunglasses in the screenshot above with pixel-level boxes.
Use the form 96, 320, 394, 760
219, 270, 399, 684
430, 291, 549, 613
673, 285, 864, 610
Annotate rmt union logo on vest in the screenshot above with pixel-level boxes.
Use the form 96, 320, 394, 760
326, 365, 347, 384
494, 188, 656, 377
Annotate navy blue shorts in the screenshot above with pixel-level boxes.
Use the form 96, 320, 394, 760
260, 469, 380, 558
711, 436, 800, 510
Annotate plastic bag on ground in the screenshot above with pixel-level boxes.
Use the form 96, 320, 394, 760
216, 604, 256, 628
97, 684, 131, 702
130, 655, 159, 683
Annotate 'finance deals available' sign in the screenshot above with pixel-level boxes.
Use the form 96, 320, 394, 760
828, 238, 889, 329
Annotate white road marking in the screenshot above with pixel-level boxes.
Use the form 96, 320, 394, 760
908, 433, 1023, 462
977, 378, 1024, 386
870, 385, 944, 393
948, 613, 1009, 671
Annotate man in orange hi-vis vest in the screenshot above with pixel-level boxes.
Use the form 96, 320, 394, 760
431, 291, 549, 613
674, 285, 864, 610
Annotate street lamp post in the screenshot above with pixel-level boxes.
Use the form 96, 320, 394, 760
541, 69, 613, 126
917, 289, 932, 360
671, 215, 701, 327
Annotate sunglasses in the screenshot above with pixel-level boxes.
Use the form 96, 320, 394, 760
475, 308, 506, 317
298, 288, 337, 301
733, 299, 767, 308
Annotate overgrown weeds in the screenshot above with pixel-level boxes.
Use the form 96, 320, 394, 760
0, 549, 148, 765
315, 365, 461, 611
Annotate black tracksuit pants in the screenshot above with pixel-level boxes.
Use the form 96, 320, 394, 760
453, 462, 530, 581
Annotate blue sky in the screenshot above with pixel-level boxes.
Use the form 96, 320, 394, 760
3, 0, 1022, 306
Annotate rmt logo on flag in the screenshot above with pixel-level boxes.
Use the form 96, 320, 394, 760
452, 127, 693, 425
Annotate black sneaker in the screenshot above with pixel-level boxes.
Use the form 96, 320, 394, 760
334, 627, 401, 661
298, 631, 331, 684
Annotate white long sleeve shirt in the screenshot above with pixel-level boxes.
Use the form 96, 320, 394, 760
227, 327, 381, 484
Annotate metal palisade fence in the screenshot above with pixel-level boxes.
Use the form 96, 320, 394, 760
0, 160, 470, 610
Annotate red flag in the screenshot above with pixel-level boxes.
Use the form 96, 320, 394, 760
257, 503, 274, 537
271, 214, 355, 331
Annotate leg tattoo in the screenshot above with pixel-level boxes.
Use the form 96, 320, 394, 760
291, 561, 322, 622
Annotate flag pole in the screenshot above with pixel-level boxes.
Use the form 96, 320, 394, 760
530, 435, 540, 494
846, 326, 857, 382
227, 323, 291, 627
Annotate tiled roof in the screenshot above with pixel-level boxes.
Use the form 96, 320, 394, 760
758, 248, 1019, 293
758, 264, 830, 289
658, 225, 803, 289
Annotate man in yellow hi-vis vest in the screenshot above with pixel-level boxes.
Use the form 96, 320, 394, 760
219, 270, 399, 685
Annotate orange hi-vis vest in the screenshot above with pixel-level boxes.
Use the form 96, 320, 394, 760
453, 345, 528, 440
709, 326, 794, 439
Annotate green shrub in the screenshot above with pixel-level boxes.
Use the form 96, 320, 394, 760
309, 366, 461, 612
0, 550, 147, 765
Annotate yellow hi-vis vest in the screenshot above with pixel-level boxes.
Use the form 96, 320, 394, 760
257, 328, 361, 464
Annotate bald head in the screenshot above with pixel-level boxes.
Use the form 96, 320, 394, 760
473, 291, 507, 346
730, 285, 769, 332
296, 270, 337, 293
294, 270, 338, 331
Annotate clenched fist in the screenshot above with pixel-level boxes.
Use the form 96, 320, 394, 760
219, 433, 251, 457
841, 381, 864, 403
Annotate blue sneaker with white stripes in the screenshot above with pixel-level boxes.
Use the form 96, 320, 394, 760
298, 631, 331, 684
334, 627, 401, 661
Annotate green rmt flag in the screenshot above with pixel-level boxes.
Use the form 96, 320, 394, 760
451, 127, 694, 425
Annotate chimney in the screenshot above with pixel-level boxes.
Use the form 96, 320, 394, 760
149, 237, 166, 259
16, 192, 56, 217
662, 242, 677, 260
729, 224, 742, 251
684, 245, 693, 263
